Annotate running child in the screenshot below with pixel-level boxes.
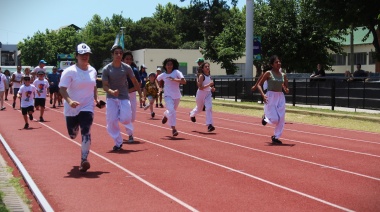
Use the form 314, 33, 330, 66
156, 58, 186, 136
256, 55, 289, 145
33, 70, 50, 122
17, 76, 37, 129
143, 73, 159, 118
189, 62, 216, 132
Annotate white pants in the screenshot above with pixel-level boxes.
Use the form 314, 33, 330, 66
163, 96, 180, 127
263, 91, 286, 139
106, 98, 132, 146
125, 91, 136, 136
190, 90, 213, 125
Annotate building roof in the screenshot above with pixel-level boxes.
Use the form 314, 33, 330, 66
58, 24, 81, 31
338, 28, 374, 45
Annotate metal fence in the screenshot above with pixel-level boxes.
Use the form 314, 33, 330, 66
182, 76, 380, 111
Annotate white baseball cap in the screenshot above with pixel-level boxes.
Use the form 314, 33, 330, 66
77, 43, 92, 54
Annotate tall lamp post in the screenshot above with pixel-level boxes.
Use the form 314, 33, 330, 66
245, 0, 254, 78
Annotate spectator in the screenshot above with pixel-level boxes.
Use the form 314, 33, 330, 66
309, 64, 325, 87
352, 64, 368, 81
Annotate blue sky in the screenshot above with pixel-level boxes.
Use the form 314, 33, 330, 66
0, 0, 246, 45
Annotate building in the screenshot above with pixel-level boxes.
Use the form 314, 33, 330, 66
0, 42, 19, 66
132, 48, 251, 76
331, 28, 378, 73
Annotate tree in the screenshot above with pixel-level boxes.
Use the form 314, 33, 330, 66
252, 0, 344, 74
311, 0, 380, 71
130, 17, 180, 50
203, 7, 245, 74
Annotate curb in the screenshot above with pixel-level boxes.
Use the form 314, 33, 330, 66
181, 99, 380, 123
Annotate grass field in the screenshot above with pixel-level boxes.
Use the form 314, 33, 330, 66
98, 89, 379, 133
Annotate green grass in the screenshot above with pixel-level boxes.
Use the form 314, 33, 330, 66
97, 88, 379, 133
0, 167, 31, 211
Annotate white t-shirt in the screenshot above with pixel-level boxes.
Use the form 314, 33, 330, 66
0, 73, 6, 91
59, 65, 97, 116
12, 72, 24, 88
33, 79, 50, 98
156, 69, 184, 99
0, 73, 7, 91
32, 66, 46, 74
200, 74, 212, 92
18, 84, 37, 107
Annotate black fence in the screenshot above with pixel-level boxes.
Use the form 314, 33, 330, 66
182, 76, 380, 111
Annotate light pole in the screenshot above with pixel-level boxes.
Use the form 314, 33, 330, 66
245, 0, 254, 78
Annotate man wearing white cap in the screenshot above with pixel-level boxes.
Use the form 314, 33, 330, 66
102, 44, 142, 151
59, 43, 99, 172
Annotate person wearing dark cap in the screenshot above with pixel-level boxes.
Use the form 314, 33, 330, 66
102, 44, 142, 150
17, 76, 37, 129
195, 58, 205, 67
33, 70, 50, 122
59, 43, 99, 172
47, 67, 60, 108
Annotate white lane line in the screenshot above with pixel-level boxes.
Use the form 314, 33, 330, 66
174, 110, 380, 144
90, 122, 354, 212
31, 121, 199, 212
135, 120, 380, 182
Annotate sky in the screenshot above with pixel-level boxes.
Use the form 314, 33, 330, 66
0, 0, 246, 45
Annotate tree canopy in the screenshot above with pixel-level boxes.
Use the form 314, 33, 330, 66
18, 0, 375, 74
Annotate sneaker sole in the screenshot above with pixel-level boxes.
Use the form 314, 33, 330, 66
80, 161, 91, 172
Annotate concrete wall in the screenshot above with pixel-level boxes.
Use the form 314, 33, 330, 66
331, 43, 376, 74
132, 49, 256, 76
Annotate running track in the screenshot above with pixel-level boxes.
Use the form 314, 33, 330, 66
0, 99, 379, 211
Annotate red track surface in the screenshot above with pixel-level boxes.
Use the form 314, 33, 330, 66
0, 99, 379, 211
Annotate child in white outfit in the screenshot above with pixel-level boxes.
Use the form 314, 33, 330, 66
189, 62, 216, 132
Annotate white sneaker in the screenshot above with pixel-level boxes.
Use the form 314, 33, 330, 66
144, 104, 150, 110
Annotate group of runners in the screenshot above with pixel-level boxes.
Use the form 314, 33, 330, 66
1, 62, 64, 128
1, 41, 289, 172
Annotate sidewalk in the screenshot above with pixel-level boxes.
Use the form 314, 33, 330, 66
0, 152, 30, 212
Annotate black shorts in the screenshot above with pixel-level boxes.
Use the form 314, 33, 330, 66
49, 86, 59, 94
13, 88, 20, 97
35, 98, 46, 107
21, 106, 34, 115
66, 111, 94, 139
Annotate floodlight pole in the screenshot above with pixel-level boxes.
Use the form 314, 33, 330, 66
245, 0, 254, 78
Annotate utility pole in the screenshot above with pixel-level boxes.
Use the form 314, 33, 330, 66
245, 0, 253, 78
